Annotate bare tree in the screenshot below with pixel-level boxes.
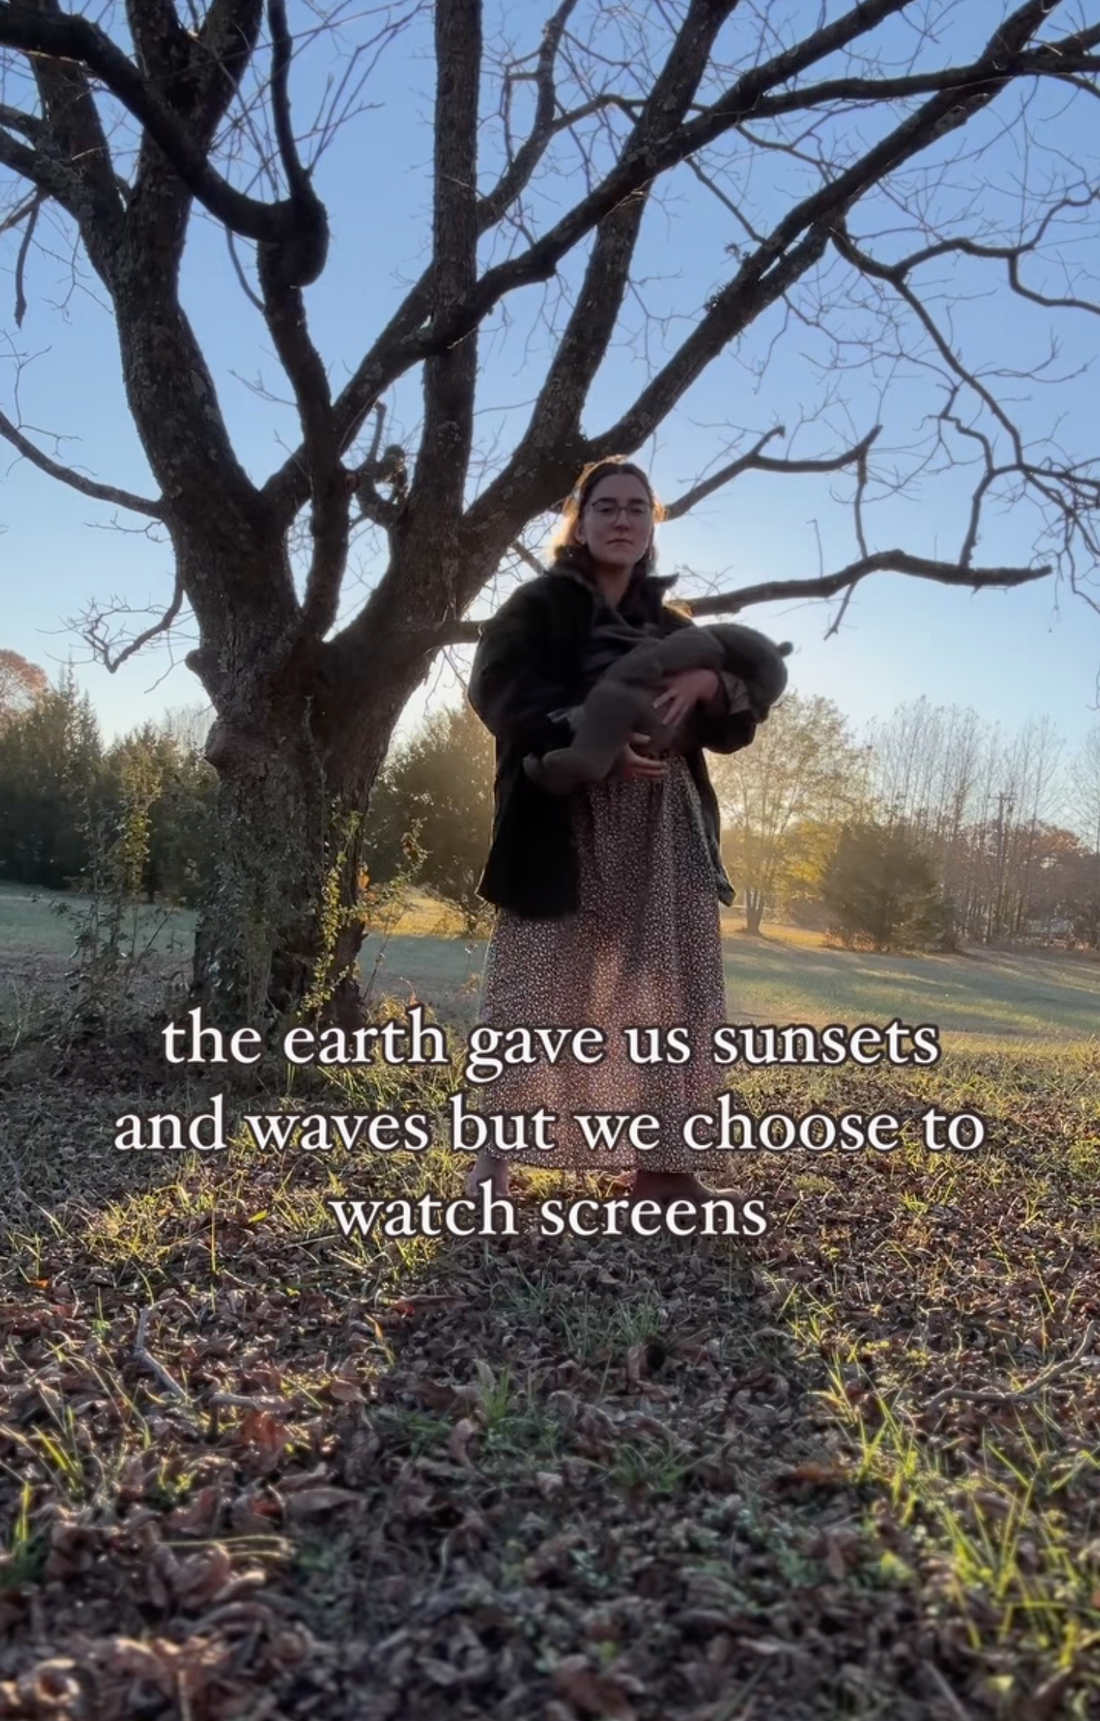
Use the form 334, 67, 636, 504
712, 690, 870, 934
866, 695, 1078, 938
2, 1, 1099, 1022
1068, 723, 1100, 942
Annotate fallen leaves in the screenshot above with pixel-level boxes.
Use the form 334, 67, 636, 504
551, 1653, 639, 1720
282, 1486, 360, 1520
3, 1036, 1100, 1720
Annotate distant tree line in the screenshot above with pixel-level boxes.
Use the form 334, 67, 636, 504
3, 652, 1099, 952
712, 692, 1100, 951
0, 660, 216, 907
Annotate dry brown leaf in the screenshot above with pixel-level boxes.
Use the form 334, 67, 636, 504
283, 1486, 360, 1520
99, 1638, 173, 1695
230, 1490, 281, 1534
170, 1543, 233, 1602
237, 1409, 292, 1454
773, 1462, 850, 1491
279, 1464, 331, 1493
625, 1341, 649, 1386
551, 1654, 637, 1720
413, 1379, 460, 1411
448, 1417, 479, 1466
327, 1378, 365, 1404
166, 1484, 224, 1536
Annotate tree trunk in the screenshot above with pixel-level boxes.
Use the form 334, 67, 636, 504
191, 726, 328, 1028
743, 888, 766, 934
186, 571, 436, 1032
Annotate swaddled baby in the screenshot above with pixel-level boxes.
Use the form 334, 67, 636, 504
525, 619, 791, 795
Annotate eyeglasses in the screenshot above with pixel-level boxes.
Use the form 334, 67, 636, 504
586, 498, 652, 521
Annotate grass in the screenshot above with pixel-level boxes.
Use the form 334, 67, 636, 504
6, 881, 1097, 1036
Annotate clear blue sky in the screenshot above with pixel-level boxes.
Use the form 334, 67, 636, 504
2, 2, 1098, 772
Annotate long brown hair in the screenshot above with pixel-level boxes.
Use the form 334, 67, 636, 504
546, 457, 666, 584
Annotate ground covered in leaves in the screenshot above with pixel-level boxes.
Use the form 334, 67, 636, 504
2, 1008, 1100, 1720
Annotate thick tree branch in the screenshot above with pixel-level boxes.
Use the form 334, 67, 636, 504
0, 406, 165, 517
257, 0, 345, 636
0, 0, 328, 285
682, 554, 1052, 621
0, 123, 81, 211
125, 0, 193, 96
0, 103, 40, 141
26, 0, 126, 255
441, 554, 1052, 647
590, 2, 1075, 460
502, 0, 734, 471
266, 0, 916, 523
268, 0, 1096, 528
259, 253, 346, 636
399, 0, 482, 618
259, 0, 328, 292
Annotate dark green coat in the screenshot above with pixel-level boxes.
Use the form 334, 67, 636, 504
468, 565, 762, 919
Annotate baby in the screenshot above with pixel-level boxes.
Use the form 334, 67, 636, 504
525, 620, 791, 795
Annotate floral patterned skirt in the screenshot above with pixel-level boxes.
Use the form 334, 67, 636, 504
474, 756, 728, 1171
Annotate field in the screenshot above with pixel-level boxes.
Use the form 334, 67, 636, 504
2, 885, 1100, 1719
4, 880, 1095, 1039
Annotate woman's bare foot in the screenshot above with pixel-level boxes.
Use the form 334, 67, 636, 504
629, 1169, 742, 1205
464, 1150, 510, 1201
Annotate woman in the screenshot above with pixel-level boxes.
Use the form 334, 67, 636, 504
465, 457, 768, 1209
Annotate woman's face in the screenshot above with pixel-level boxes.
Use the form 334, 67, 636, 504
575, 471, 654, 571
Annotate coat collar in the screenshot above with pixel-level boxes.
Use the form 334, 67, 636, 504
542, 558, 678, 622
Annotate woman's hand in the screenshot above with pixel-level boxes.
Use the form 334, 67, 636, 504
617, 731, 669, 781
651, 667, 720, 729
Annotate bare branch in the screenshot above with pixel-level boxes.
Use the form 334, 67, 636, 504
12, 186, 40, 325
0, 121, 80, 211
441, 551, 1051, 649
347, 423, 407, 536
268, 0, 924, 520
0, 405, 164, 518
0, 0, 328, 285
477, 0, 579, 231
81, 568, 186, 674
687, 552, 1053, 618
251, 0, 346, 638
0, 188, 38, 239
0, 104, 41, 142
226, 228, 265, 313
398, 0, 482, 621
509, 538, 544, 577
662, 426, 883, 520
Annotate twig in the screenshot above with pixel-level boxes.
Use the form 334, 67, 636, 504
209, 1393, 296, 1413
711, 1665, 768, 1720
924, 1322, 1096, 1412
13, 189, 42, 326
926, 1662, 973, 1721
134, 1306, 188, 1400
